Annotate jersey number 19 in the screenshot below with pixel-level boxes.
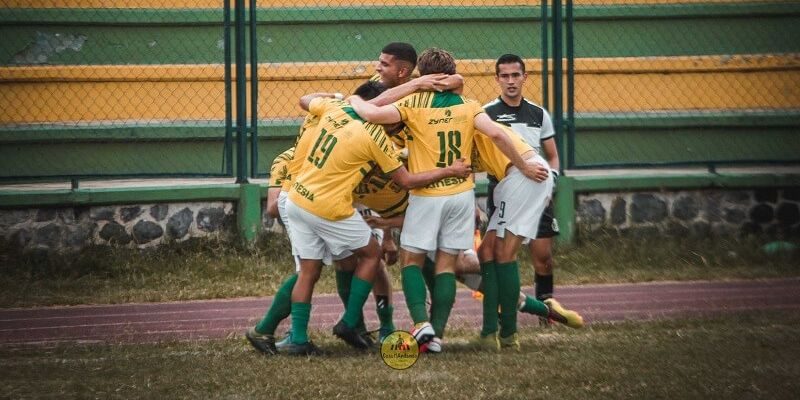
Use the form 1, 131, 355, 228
308, 128, 337, 169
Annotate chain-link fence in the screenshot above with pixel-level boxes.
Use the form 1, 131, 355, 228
0, 1, 234, 182
2, 1, 797, 183
564, 0, 800, 169
249, 0, 552, 177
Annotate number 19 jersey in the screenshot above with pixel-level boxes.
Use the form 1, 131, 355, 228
289, 98, 403, 221
394, 91, 484, 197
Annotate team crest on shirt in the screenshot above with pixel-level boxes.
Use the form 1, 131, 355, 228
496, 113, 516, 122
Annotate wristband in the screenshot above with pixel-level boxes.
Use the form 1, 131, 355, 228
333, 93, 344, 100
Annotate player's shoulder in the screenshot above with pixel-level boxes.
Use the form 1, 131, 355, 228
483, 97, 503, 110
395, 91, 433, 108
522, 98, 548, 114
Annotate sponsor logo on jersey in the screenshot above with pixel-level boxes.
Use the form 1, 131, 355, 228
424, 177, 467, 189
428, 116, 454, 125
496, 113, 516, 122
292, 181, 315, 201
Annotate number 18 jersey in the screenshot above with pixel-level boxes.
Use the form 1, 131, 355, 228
394, 91, 484, 197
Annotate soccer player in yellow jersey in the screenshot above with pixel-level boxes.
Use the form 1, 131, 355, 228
282, 81, 471, 354
472, 123, 584, 350
266, 146, 293, 221
349, 48, 545, 352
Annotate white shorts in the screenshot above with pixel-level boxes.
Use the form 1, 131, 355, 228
487, 154, 554, 242
278, 191, 303, 271
425, 247, 477, 263
286, 198, 372, 262
401, 189, 475, 252
278, 190, 291, 229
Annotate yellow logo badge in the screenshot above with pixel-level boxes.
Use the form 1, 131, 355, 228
380, 330, 419, 370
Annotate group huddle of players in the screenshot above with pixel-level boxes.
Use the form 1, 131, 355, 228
246, 43, 584, 356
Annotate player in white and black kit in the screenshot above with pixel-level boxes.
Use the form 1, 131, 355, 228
483, 54, 561, 319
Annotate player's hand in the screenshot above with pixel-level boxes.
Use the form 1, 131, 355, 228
364, 215, 387, 229
344, 94, 363, 104
413, 73, 449, 92
448, 158, 472, 178
521, 162, 550, 182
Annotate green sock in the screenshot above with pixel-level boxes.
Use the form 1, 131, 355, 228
421, 257, 436, 294
255, 274, 297, 335
520, 294, 549, 318
496, 260, 521, 338
342, 276, 373, 329
336, 270, 365, 331
335, 270, 353, 303
375, 295, 395, 332
430, 272, 456, 338
479, 261, 498, 337
290, 302, 312, 344
401, 265, 429, 324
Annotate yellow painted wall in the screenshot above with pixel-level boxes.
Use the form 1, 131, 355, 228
1, 55, 798, 123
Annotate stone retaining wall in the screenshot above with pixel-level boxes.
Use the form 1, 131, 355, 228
0, 202, 235, 252
2, 187, 798, 252
576, 187, 800, 239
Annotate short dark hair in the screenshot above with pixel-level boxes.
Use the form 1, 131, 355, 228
353, 80, 386, 101
495, 53, 526, 75
417, 47, 456, 75
381, 42, 417, 69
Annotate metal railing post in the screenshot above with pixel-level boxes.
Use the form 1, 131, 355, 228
541, 0, 549, 111
223, 0, 233, 176
552, 0, 564, 170
566, 0, 575, 171
234, 0, 248, 184
249, 0, 259, 178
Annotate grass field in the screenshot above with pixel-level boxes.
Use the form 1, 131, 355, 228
1, 232, 798, 307
1, 311, 798, 399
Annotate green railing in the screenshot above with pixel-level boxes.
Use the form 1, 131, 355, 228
0, 1, 798, 185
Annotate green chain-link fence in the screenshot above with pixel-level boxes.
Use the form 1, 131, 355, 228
562, 0, 800, 169
0, 1, 235, 182
249, 0, 552, 177
2, 0, 797, 184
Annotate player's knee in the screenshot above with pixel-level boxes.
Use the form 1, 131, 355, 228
532, 255, 554, 273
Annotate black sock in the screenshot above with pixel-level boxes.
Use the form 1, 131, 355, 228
535, 273, 554, 301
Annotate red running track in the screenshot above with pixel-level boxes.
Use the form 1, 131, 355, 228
1, 278, 799, 345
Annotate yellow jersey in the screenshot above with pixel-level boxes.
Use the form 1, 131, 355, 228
269, 147, 295, 188
472, 123, 534, 181
353, 167, 409, 218
284, 113, 320, 191
394, 91, 484, 196
289, 98, 403, 221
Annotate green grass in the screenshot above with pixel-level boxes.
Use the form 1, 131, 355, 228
0, 233, 798, 307
1, 311, 798, 399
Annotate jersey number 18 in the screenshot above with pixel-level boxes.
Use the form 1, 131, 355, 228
436, 130, 462, 168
